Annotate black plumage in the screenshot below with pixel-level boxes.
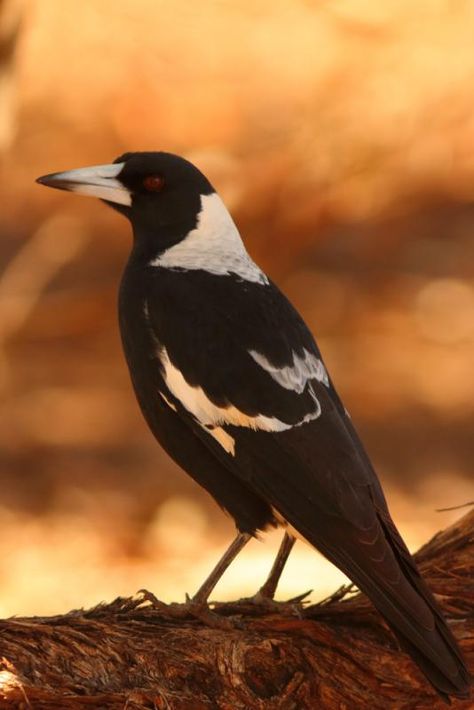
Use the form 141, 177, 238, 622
37, 152, 471, 701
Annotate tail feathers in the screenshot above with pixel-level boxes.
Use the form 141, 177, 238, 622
369, 576, 471, 702
376, 512, 472, 700
392, 624, 470, 702
306, 529, 471, 702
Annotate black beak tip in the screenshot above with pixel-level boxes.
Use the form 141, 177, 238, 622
36, 174, 52, 186
36, 173, 69, 191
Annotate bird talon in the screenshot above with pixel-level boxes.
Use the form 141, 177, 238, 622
137, 588, 167, 610
175, 598, 237, 630
286, 589, 313, 604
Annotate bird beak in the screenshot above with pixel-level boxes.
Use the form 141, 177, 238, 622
36, 162, 131, 206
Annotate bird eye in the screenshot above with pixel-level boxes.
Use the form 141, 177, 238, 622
142, 174, 165, 192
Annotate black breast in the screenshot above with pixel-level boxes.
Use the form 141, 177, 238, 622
117, 259, 277, 535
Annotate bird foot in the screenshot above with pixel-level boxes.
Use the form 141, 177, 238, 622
246, 588, 312, 617
137, 589, 238, 630
211, 589, 312, 619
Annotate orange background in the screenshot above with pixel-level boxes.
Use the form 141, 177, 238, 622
0, 0, 473, 616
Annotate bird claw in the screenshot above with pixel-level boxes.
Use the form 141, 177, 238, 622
137, 588, 169, 611
256, 587, 312, 605
136, 589, 238, 630
246, 590, 311, 618
210, 589, 312, 619
248, 589, 313, 619
136, 586, 311, 625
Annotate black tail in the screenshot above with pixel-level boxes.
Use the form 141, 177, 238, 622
373, 513, 471, 701
309, 512, 471, 702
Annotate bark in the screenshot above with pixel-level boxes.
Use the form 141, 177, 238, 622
0, 511, 472, 710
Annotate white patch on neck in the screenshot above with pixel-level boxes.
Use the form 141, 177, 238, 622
151, 192, 268, 284
249, 348, 330, 392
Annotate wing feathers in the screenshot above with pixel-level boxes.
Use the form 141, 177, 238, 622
159, 346, 322, 435
249, 347, 329, 392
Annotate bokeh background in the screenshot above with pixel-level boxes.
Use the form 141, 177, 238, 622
0, 0, 473, 617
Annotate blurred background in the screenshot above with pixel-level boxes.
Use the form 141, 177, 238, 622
0, 0, 473, 617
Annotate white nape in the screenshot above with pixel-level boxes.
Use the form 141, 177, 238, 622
151, 192, 269, 284
249, 348, 330, 393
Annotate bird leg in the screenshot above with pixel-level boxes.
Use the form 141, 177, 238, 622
214, 531, 309, 615
241, 531, 310, 615
192, 530, 296, 605
140, 531, 251, 629
141, 531, 306, 626
191, 531, 251, 604
255, 531, 296, 600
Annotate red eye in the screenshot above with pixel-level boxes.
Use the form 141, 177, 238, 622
143, 174, 165, 192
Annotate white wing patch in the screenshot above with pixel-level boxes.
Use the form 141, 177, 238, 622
159, 348, 321, 455
161, 349, 289, 432
249, 348, 329, 392
159, 384, 235, 454
159, 391, 177, 412
150, 193, 268, 285
206, 426, 236, 456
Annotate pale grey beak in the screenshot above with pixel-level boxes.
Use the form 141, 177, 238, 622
36, 162, 131, 206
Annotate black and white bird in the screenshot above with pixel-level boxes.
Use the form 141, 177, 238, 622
37, 152, 470, 700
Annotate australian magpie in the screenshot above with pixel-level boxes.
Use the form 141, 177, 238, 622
37, 152, 470, 700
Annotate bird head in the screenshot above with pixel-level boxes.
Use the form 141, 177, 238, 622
36, 152, 217, 255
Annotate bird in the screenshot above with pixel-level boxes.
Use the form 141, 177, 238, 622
37, 151, 471, 701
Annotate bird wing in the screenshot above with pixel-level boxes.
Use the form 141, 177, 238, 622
146, 269, 374, 526
144, 269, 467, 696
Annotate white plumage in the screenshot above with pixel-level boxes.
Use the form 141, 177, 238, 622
159, 347, 322, 454
249, 348, 329, 392
151, 193, 268, 284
